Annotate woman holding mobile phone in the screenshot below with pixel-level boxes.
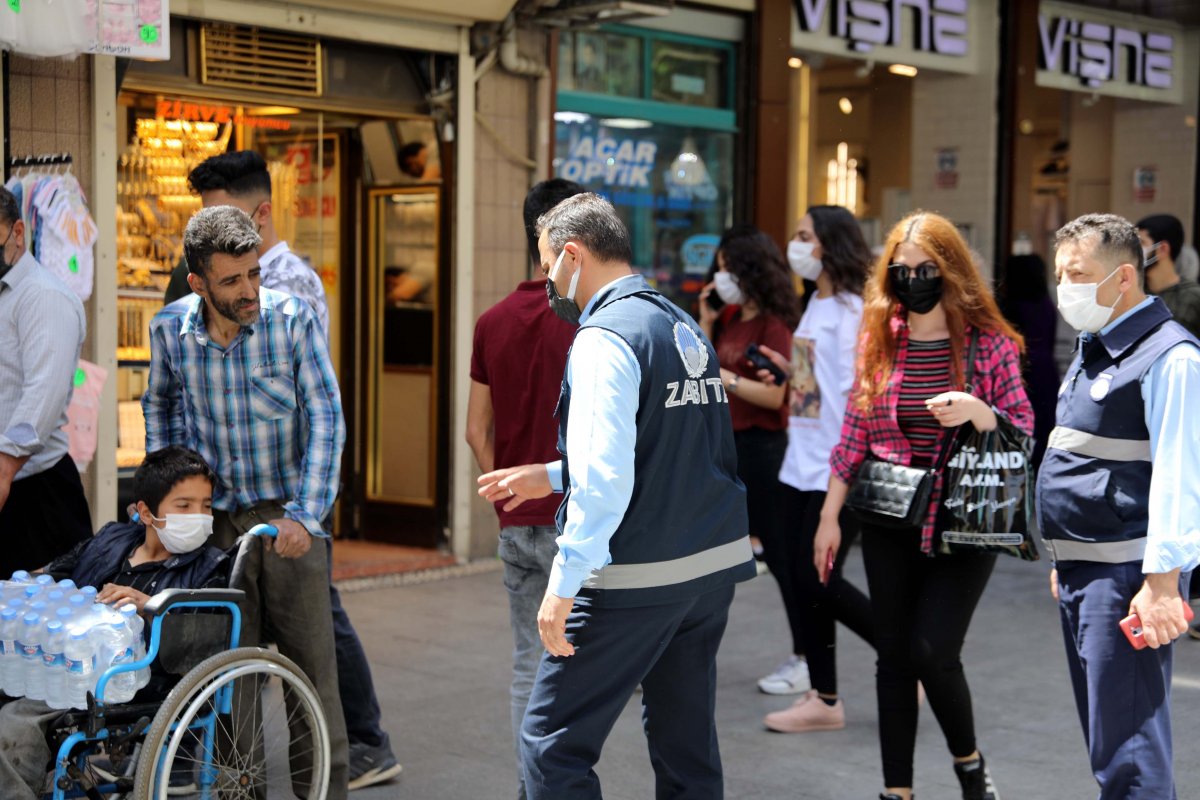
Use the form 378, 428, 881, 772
698, 225, 803, 695
756, 205, 876, 735
816, 212, 1032, 800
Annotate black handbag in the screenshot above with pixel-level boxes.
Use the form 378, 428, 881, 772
844, 333, 977, 530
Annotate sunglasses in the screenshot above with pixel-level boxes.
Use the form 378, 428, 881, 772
887, 262, 940, 281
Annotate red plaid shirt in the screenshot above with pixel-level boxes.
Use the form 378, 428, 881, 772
830, 317, 1034, 553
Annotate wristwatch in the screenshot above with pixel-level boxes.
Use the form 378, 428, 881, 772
726, 374, 740, 394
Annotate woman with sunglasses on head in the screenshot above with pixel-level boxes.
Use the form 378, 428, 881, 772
815, 212, 1033, 800
756, 206, 876, 734
698, 225, 803, 695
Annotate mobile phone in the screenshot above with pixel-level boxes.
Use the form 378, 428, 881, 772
820, 551, 835, 587
706, 290, 725, 312
745, 343, 789, 386
1119, 602, 1194, 650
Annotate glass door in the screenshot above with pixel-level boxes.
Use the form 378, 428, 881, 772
365, 187, 441, 515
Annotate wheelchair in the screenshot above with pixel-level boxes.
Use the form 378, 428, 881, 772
41, 526, 331, 800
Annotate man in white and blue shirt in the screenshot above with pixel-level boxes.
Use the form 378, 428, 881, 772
0, 186, 90, 572
480, 194, 755, 799
1040, 213, 1200, 800
143, 205, 353, 798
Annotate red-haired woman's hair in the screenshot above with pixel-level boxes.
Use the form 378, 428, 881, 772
854, 211, 1024, 413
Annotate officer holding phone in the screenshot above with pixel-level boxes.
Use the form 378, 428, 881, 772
478, 194, 755, 799
1039, 214, 1200, 800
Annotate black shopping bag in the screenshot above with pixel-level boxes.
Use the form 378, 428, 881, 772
937, 416, 1039, 561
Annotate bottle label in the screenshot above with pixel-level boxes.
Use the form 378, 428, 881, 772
65, 655, 95, 676
0, 639, 12, 656
18, 641, 39, 659
43, 651, 65, 668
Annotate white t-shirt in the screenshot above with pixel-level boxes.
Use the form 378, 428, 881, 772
778, 291, 863, 492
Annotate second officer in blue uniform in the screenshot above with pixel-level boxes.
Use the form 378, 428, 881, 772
479, 193, 756, 799
1039, 213, 1200, 800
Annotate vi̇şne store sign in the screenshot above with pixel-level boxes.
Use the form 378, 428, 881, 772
1036, 1, 1185, 104
790, 0, 981, 75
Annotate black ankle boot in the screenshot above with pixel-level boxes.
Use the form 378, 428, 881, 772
954, 754, 1000, 800
878, 794, 912, 800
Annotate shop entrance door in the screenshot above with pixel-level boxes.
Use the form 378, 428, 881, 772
359, 186, 446, 546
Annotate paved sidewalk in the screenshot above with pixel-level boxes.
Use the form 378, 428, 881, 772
340, 549, 1200, 799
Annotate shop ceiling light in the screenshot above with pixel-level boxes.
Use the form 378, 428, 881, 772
670, 136, 710, 188
838, 97, 853, 115
788, 57, 803, 69
600, 118, 653, 129
554, 112, 591, 125
888, 64, 918, 77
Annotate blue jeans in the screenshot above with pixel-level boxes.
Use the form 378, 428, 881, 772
327, 537, 389, 752
498, 525, 559, 800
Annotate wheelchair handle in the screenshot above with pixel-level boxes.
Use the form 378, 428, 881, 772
247, 523, 278, 538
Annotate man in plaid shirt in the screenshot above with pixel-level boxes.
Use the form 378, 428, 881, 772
143, 205, 353, 798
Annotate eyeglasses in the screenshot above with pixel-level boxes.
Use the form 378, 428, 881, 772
887, 262, 940, 281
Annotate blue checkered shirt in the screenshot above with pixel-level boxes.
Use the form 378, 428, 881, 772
142, 287, 345, 535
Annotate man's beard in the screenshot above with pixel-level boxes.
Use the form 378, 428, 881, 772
211, 293, 259, 326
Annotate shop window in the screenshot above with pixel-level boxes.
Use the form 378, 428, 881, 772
557, 31, 643, 98
650, 40, 728, 109
553, 113, 734, 308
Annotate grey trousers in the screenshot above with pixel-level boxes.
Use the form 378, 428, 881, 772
219, 501, 349, 800
0, 697, 63, 800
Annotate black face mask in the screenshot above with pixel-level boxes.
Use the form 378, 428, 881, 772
893, 275, 944, 315
546, 277, 582, 326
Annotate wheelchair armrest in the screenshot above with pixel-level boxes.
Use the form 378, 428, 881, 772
142, 588, 246, 620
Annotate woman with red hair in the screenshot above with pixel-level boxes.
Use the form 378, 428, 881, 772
814, 212, 1033, 800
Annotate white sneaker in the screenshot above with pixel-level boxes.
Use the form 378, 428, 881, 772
757, 655, 810, 695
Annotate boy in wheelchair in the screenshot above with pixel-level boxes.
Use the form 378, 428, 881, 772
0, 446, 229, 798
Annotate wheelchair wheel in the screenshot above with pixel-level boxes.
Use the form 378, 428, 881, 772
133, 647, 330, 800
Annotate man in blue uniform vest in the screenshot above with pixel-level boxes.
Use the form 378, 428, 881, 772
1038, 213, 1200, 800
479, 193, 756, 799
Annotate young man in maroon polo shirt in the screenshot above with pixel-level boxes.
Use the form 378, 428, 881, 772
466, 178, 585, 800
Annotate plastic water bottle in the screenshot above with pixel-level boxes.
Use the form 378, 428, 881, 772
64, 629, 95, 710
18, 612, 44, 700
44, 591, 65, 612
29, 600, 48, 622
55, 579, 76, 593
118, 605, 150, 691
66, 595, 87, 619
42, 620, 68, 708
0, 608, 21, 695
10, 570, 32, 583
79, 586, 98, 604
94, 621, 136, 704
22, 585, 43, 604
34, 574, 53, 588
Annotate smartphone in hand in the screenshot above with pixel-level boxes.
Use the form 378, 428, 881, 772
1119, 602, 1194, 650
746, 343, 789, 386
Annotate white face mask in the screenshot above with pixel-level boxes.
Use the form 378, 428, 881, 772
787, 240, 823, 281
145, 512, 214, 554
1057, 268, 1123, 333
713, 270, 744, 305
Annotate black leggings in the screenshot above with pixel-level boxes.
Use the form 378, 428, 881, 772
733, 428, 795, 647
779, 486, 874, 694
861, 524, 996, 789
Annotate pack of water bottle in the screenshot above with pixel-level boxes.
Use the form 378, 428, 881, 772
0, 571, 152, 709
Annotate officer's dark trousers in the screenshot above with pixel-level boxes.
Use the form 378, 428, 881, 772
1057, 561, 1186, 800
520, 583, 735, 800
